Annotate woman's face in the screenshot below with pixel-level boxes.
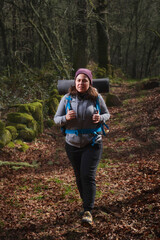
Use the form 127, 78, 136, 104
75, 74, 90, 93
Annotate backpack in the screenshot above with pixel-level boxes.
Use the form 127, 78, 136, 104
61, 95, 109, 145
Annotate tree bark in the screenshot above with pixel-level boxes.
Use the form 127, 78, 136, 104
0, 0, 9, 67
95, 0, 111, 72
72, 0, 88, 71
132, 0, 139, 78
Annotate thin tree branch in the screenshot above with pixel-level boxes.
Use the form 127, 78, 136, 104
29, 1, 70, 78
15, 51, 38, 76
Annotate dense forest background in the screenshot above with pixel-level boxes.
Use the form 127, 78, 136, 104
1, 0, 160, 77
0, 0, 160, 105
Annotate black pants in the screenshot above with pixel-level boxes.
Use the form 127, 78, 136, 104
65, 141, 103, 212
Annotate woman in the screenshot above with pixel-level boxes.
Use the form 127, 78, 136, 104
54, 68, 110, 226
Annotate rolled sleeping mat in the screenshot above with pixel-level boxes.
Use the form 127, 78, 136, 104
57, 78, 109, 95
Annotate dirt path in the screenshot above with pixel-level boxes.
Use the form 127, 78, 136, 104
0, 83, 160, 240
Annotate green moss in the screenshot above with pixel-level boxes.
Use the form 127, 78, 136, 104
96, 67, 107, 78
14, 139, 23, 145
19, 142, 29, 152
7, 123, 27, 130
135, 78, 160, 90
19, 128, 35, 141
15, 124, 27, 130
32, 99, 44, 104
57, 95, 62, 101
0, 120, 5, 135
7, 112, 34, 124
0, 142, 5, 149
6, 126, 18, 140
13, 139, 29, 152
46, 97, 59, 116
44, 88, 61, 117
7, 141, 15, 148
49, 88, 59, 96
49, 88, 61, 101
17, 102, 43, 134
7, 112, 38, 136
0, 129, 12, 148
45, 119, 54, 128
0, 160, 37, 168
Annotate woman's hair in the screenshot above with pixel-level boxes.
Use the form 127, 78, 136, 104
68, 85, 98, 101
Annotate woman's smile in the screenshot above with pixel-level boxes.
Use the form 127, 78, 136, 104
75, 74, 90, 93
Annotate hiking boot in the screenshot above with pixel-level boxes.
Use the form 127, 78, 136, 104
81, 211, 93, 227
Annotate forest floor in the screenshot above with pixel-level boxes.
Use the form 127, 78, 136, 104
0, 81, 160, 240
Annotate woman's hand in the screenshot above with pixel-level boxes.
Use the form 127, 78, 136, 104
92, 111, 100, 123
66, 110, 76, 121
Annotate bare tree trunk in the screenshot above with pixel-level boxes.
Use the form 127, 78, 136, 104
95, 0, 111, 73
0, 0, 9, 67
125, 13, 134, 71
72, 0, 88, 71
145, 37, 159, 77
132, 0, 139, 78
0, 19, 8, 66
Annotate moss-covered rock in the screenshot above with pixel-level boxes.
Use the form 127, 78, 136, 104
6, 126, 18, 140
44, 119, 54, 128
7, 141, 15, 148
14, 139, 30, 152
7, 139, 29, 152
44, 87, 61, 117
32, 99, 44, 104
0, 120, 5, 135
106, 93, 122, 107
0, 121, 12, 148
135, 78, 160, 91
15, 124, 27, 130
0, 129, 12, 148
49, 88, 61, 100
19, 128, 35, 141
7, 112, 34, 124
7, 112, 38, 135
6, 123, 27, 130
46, 96, 60, 116
17, 102, 43, 134
7, 112, 38, 141
20, 143, 30, 152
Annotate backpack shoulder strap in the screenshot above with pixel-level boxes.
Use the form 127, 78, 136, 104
65, 95, 72, 113
96, 95, 110, 135
96, 96, 101, 114
61, 95, 72, 136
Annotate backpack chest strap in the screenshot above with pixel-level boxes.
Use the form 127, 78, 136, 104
65, 127, 102, 146
65, 127, 102, 136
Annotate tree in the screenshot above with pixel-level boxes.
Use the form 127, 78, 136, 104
72, 0, 88, 72
94, 0, 111, 72
0, 0, 160, 79
0, 0, 9, 69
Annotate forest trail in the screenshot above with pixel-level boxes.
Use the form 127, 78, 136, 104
0, 82, 160, 240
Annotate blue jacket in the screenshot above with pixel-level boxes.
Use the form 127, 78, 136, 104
54, 93, 110, 148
